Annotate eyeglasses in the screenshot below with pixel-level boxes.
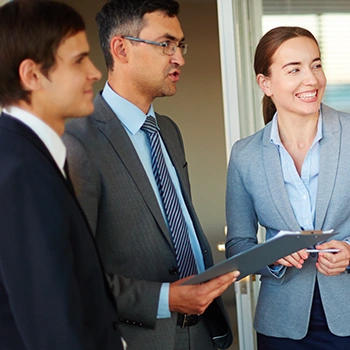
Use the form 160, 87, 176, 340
122, 36, 188, 56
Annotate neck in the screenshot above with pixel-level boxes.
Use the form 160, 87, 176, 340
277, 112, 319, 176
108, 74, 153, 114
277, 112, 319, 147
15, 100, 64, 136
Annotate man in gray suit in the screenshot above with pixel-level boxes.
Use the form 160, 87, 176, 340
63, 0, 239, 349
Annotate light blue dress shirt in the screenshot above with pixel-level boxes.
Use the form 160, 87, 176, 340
268, 112, 322, 276
102, 83, 205, 318
270, 112, 322, 231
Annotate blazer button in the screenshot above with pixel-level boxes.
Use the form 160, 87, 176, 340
169, 266, 178, 275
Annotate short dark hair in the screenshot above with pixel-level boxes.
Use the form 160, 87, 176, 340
254, 26, 320, 124
0, 0, 85, 107
96, 0, 180, 71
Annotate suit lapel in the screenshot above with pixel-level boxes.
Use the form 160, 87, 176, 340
262, 105, 341, 231
157, 115, 211, 257
0, 113, 75, 197
315, 105, 341, 229
1, 112, 52, 159
157, 115, 189, 194
262, 123, 301, 231
157, 116, 196, 222
92, 95, 171, 244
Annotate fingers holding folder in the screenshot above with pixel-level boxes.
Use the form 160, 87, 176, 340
272, 248, 310, 269
169, 270, 240, 315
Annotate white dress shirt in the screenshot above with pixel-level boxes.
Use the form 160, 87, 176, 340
3, 106, 67, 177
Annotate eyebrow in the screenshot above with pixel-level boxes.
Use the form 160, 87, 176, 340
74, 52, 89, 60
159, 33, 185, 42
56, 51, 89, 62
282, 57, 321, 69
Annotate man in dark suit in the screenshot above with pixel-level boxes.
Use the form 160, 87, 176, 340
0, 1, 125, 349
63, 0, 239, 349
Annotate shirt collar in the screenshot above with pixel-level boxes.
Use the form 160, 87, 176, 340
3, 106, 66, 174
270, 111, 323, 147
102, 82, 156, 134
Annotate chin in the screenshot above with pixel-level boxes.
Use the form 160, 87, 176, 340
69, 107, 94, 119
296, 102, 321, 116
82, 104, 95, 117
163, 88, 177, 97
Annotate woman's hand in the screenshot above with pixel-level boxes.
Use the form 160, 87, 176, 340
316, 240, 350, 276
270, 249, 309, 269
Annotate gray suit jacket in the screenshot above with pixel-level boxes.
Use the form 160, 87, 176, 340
226, 103, 350, 339
63, 93, 232, 349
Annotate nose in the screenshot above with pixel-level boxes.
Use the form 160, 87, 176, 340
303, 68, 318, 85
170, 48, 185, 67
88, 58, 102, 81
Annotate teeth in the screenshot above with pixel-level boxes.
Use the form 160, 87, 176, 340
298, 91, 317, 99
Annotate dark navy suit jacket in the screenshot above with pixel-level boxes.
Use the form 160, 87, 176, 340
0, 113, 124, 350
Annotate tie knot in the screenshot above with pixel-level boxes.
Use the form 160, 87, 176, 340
141, 116, 158, 135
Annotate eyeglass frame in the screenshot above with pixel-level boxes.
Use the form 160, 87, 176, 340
122, 36, 188, 56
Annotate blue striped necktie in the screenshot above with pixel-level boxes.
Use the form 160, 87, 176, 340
141, 116, 197, 278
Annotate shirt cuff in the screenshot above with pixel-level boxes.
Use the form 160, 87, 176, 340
344, 238, 350, 273
267, 264, 286, 278
157, 283, 171, 318
344, 238, 350, 245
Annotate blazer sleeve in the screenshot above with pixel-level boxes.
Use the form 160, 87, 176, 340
0, 159, 98, 350
225, 141, 259, 257
63, 132, 162, 329
225, 140, 287, 279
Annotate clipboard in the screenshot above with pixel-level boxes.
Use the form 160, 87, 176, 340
181, 230, 337, 285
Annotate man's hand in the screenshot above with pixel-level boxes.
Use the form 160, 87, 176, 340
169, 271, 240, 315
316, 240, 350, 276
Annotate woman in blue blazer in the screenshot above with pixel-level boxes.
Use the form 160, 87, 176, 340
226, 26, 350, 349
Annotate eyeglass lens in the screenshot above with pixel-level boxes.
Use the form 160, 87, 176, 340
164, 42, 188, 56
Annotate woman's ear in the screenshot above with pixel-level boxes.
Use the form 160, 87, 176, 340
257, 73, 272, 96
18, 59, 42, 92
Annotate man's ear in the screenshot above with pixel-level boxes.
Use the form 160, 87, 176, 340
257, 73, 272, 96
18, 59, 43, 92
110, 36, 128, 63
